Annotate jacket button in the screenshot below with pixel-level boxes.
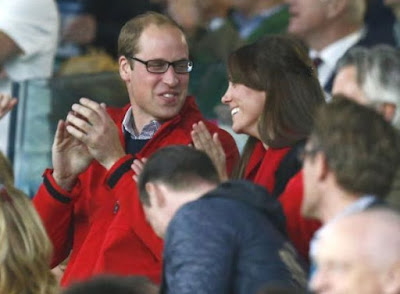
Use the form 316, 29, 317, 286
113, 201, 120, 214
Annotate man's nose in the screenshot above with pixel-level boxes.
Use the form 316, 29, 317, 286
162, 66, 179, 86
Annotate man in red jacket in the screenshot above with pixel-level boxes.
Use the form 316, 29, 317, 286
33, 11, 239, 286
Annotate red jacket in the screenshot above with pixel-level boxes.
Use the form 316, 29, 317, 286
244, 141, 320, 261
33, 97, 239, 286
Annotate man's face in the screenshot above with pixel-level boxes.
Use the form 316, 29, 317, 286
301, 141, 322, 219
310, 226, 382, 294
121, 24, 189, 128
332, 66, 368, 104
143, 202, 167, 238
286, 0, 328, 41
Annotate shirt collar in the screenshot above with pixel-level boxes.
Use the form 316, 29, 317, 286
122, 107, 161, 140
309, 28, 365, 70
310, 194, 377, 258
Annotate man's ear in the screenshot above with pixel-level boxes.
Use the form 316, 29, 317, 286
145, 182, 166, 208
325, 0, 347, 19
316, 152, 330, 182
119, 55, 132, 82
381, 103, 396, 123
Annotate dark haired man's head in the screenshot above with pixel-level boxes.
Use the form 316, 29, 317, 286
138, 145, 220, 237
302, 96, 400, 221
63, 275, 158, 294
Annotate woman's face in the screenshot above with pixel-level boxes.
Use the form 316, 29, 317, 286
221, 81, 266, 139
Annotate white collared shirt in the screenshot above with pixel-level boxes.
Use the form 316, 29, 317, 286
122, 107, 161, 140
310, 195, 377, 260
309, 29, 365, 89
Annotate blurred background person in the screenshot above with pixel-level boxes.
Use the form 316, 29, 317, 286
0, 0, 58, 157
310, 208, 400, 294
332, 45, 400, 210
286, 0, 394, 94
0, 182, 59, 294
301, 97, 400, 278
230, 0, 289, 43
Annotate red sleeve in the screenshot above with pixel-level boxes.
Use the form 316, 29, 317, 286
33, 169, 82, 268
278, 171, 321, 262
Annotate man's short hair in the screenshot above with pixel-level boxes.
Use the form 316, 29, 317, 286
337, 45, 400, 128
118, 11, 185, 58
138, 145, 220, 206
63, 275, 158, 294
310, 96, 400, 197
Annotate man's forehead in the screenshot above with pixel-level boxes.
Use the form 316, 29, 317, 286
136, 24, 188, 56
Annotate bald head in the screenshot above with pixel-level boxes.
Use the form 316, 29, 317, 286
311, 209, 400, 294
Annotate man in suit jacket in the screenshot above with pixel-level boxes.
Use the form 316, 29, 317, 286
287, 0, 392, 94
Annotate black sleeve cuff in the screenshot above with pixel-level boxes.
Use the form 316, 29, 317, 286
43, 175, 72, 204
107, 157, 135, 189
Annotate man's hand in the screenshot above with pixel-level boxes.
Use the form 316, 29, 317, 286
191, 121, 228, 181
52, 120, 93, 191
66, 98, 126, 170
0, 93, 17, 119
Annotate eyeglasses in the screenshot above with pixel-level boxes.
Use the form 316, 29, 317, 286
298, 146, 321, 162
128, 57, 193, 74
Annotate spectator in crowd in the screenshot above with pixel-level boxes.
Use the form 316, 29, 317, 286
0, 0, 58, 156
286, 0, 382, 93
33, 12, 238, 286
230, 0, 289, 43
63, 275, 158, 294
0, 183, 59, 294
301, 97, 400, 275
189, 35, 325, 261
332, 45, 400, 210
166, 0, 241, 119
57, 0, 163, 59
137, 145, 307, 294
310, 208, 400, 294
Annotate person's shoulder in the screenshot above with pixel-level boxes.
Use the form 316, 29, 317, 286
170, 197, 237, 230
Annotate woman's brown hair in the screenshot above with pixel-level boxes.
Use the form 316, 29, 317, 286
228, 35, 325, 178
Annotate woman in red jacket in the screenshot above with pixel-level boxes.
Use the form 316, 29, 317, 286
191, 35, 326, 262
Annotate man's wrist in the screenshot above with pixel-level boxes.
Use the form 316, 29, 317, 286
52, 171, 77, 191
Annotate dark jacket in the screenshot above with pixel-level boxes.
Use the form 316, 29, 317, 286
161, 180, 307, 294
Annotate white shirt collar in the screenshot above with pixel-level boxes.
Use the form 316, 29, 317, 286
122, 107, 160, 140
309, 28, 365, 88
310, 194, 377, 259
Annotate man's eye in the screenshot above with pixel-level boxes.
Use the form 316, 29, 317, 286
148, 61, 166, 68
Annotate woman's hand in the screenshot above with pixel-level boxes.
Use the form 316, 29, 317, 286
191, 121, 228, 181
